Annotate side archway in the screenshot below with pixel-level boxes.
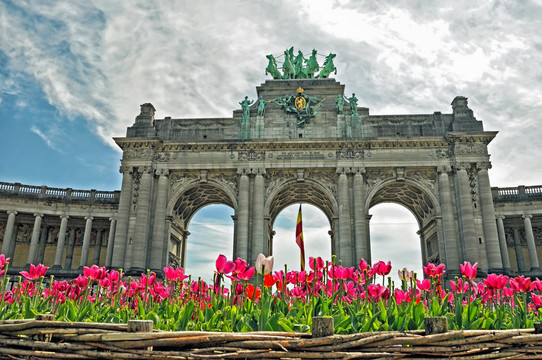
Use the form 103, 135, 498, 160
365, 178, 442, 267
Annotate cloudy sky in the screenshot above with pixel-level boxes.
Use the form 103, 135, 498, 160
1, 1, 541, 282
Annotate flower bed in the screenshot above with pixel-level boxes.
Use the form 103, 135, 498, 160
2, 254, 542, 333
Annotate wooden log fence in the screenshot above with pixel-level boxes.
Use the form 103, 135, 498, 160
0, 318, 542, 359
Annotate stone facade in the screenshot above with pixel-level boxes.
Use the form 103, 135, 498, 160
1, 78, 541, 279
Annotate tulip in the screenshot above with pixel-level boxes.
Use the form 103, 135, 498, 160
215, 254, 236, 275
416, 278, 431, 291
372, 261, 392, 276
423, 263, 445, 277
83, 265, 107, 281
483, 273, 509, 290
20, 263, 49, 280
459, 261, 478, 280
255, 253, 274, 275
509, 276, 533, 293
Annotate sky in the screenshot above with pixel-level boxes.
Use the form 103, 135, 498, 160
1, 0, 542, 282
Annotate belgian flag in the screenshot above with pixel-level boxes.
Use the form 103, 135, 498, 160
296, 204, 306, 271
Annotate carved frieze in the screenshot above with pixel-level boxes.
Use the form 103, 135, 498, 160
123, 146, 155, 160
366, 169, 394, 187
265, 170, 294, 197
238, 150, 265, 161
209, 171, 238, 193
454, 143, 488, 156
307, 170, 337, 196
336, 148, 364, 160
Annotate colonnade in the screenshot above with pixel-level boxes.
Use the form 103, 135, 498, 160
0, 210, 116, 269
496, 214, 541, 273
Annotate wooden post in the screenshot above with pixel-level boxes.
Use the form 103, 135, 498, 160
425, 317, 448, 335
312, 316, 334, 338
35, 314, 55, 342
127, 320, 154, 351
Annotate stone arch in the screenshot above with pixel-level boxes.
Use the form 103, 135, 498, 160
365, 177, 442, 265
365, 178, 440, 227
266, 179, 338, 226
168, 181, 237, 228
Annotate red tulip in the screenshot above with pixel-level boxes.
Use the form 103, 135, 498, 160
372, 261, 392, 276
416, 278, 432, 291
215, 254, 235, 275
509, 276, 533, 293
483, 273, 509, 290
423, 263, 445, 277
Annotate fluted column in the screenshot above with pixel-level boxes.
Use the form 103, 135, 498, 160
111, 166, 134, 269
454, 163, 480, 265
27, 213, 43, 265
495, 216, 511, 272
513, 227, 526, 272
105, 218, 117, 268
352, 169, 368, 262
181, 230, 189, 268
251, 169, 266, 262
235, 169, 250, 261
64, 228, 76, 269
79, 216, 93, 268
477, 163, 503, 271
53, 215, 69, 268
131, 166, 153, 272
92, 229, 102, 265
523, 214, 540, 270
150, 169, 170, 272
337, 168, 353, 266
437, 166, 460, 270
1, 210, 17, 256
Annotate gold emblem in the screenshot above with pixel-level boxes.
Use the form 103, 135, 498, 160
295, 96, 306, 110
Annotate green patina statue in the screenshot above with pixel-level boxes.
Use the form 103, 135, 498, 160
264, 48, 337, 80
269, 87, 326, 127
257, 96, 267, 117
335, 94, 345, 114
265, 54, 281, 79
238, 96, 254, 138
348, 93, 358, 117
316, 53, 337, 78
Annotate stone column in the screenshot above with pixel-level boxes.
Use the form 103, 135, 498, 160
454, 163, 480, 265
79, 216, 93, 268
131, 166, 153, 273
337, 168, 353, 266
92, 229, 102, 265
27, 213, 43, 265
235, 169, 250, 261
1, 210, 17, 256
36, 225, 49, 264
496, 216, 511, 272
181, 230, 189, 268
150, 169, 170, 272
513, 227, 526, 272
251, 169, 266, 262
523, 214, 540, 270
365, 214, 372, 263
53, 215, 69, 268
105, 218, 117, 268
111, 166, 134, 269
352, 169, 368, 262
64, 228, 76, 269
437, 167, 461, 269
477, 163, 503, 272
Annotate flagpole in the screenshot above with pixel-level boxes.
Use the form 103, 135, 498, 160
296, 203, 305, 271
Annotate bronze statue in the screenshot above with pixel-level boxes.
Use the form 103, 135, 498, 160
317, 53, 337, 78
282, 49, 295, 79
306, 49, 319, 78
335, 94, 344, 114
348, 93, 358, 117
257, 96, 267, 117
265, 54, 281, 79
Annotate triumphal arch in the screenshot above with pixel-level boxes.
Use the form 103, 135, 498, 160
108, 49, 504, 278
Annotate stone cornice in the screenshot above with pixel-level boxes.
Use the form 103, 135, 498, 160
113, 137, 162, 150
445, 131, 498, 145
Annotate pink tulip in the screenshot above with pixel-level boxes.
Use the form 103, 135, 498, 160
359, 258, 369, 272
0, 254, 10, 274
483, 273, 509, 290
450, 278, 469, 293
83, 265, 107, 281
459, 261, 478, 280
398, 268, 414, 282
423, 263, 445, 277
215, 254, 235, 275
20, 263, 49, 280
509, 276, 533, 293
416, 278, 432, 291
309, 256, 325, 271
372, 261, 392, 276
532, 293, 542, 308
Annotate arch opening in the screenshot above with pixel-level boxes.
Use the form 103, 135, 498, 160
272, 203, 331, 273
369, 203, 422, 283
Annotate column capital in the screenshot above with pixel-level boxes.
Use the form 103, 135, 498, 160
59, 214, 70, 220
33, 213, 44, 218
85, 216, 94, 221
476, 161, 492, 171
437, 165, 452, 174
496, 215, 506, 220
353, 167, 366, 175
138, 166, 153, 175
155, 168, 170, 177
119, 165, 134, 175
522, 214, 533, 220
109, 216, 117, 222
7, 210, 18, 216
237, 168, 250, 176
336, 167, 353, 175
454, 162, 472, 171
